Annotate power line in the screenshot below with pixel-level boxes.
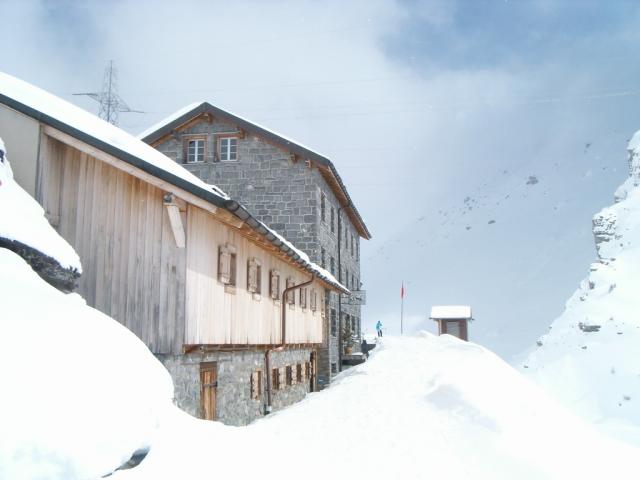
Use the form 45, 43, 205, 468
74, 60, 144, 125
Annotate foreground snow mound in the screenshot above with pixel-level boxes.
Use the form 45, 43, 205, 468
116, 335, 637, 480
525, 131, 640, 444
0, 249, 174, 479
0, 137, 81, 272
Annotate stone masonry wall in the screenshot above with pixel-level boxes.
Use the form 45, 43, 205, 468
158, 348, 313, 426
154, 116, 363, 387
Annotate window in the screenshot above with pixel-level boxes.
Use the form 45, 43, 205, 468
320, 193, 326, 222
300, 287, 307, 309
310, 289, 317, 312
321, 247, 326, 268
351, 273, 355, 291
219, 137, 237, 161
218, 244, 237, 286
351, 234, 354, 256
296, 364, 303, 383
185, 137, 205, 163
331, 363, 337, 374
304, 361, 311, 379
286, 366, 293, 386
270, 270, 280, 301
247, 258, 262, 295
286, 278, 295, 305
330, 207, 335, 233
251, 371, 262, 400
330, 309, 337, 336
272, 368, 280, 391
330, 257, 335, 275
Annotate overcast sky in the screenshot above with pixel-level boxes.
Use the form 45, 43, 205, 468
2, 0, 640, 358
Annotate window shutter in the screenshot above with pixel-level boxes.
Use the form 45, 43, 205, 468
300, 288, 307, 309
286, 278, 295, 305
219, 246, 231, 284
310, 290, 317, 311
270, 270, 280, 300
248, 259, 258, 293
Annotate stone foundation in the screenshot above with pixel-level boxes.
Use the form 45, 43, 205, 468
158, 347, 314, 426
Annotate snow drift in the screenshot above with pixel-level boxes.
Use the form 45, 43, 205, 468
0, 144, 174, 479
115, 335, 637, 480
525, 129, 640, 445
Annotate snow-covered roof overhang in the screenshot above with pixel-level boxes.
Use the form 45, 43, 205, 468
0, 72, 348, 294
430, 305, 473, 320
139, 102, 372, 240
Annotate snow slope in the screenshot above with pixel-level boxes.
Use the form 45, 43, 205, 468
0, 137, 80, 271
363, 133, 627, 359
116, 335, 637, 480
0, 248, 174, 479
525, 130, 640, 445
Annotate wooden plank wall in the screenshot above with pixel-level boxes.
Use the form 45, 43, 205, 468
186, 206, 324, 345
39, 135, 186, 354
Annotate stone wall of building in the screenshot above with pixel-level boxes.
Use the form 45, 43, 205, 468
158, 347, 314, 426
153, 115, 364, 387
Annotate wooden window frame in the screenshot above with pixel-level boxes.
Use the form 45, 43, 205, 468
285, 365, 293, 386
218, 135, 238, 162
270, 269, 280, 301
296, 364, 303, 383
247, 257, 262, 297
184, 135, 206, 164
272, 367, 280, 391
286, 278, 295, 306
251, 370, 262, 400
300, 287, 307, 310
218, 243, 237, 289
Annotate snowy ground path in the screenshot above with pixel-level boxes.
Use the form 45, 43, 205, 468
116, 335, 638, 480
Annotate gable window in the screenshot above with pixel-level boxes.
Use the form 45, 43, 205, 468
185, 137, 205, 163
320, 193, 326, 223
219, 137, 238, 161
247, 258, 262, 295
270, 270, 280, 301
218, 244, 237, 287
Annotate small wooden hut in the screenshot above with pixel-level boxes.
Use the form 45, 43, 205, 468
430, 305, 472, 341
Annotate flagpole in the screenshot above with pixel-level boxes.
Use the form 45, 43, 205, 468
400, 281, 404, 335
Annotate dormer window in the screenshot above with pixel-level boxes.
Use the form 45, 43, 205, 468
185, 137, 205, 163
219, 137, 238, 161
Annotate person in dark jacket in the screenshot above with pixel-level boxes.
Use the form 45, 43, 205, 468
361, 338, 369, 358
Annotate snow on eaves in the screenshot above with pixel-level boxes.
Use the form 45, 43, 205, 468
0, 138, 81, 271
0, 72, 228, 200
431, 305, 472, 319
136, 102, 204, 140
138, 101, 332, 161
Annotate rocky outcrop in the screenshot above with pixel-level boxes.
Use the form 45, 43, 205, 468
0, 237, 79, 293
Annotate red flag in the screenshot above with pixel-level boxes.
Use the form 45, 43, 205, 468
400, 282, 405, 299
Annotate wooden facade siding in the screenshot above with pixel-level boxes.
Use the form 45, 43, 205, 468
186, 206, 323, 346
38, 135, 186, 354
34, 129, 325, 354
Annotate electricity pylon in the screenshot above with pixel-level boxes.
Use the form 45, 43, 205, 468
74, 60, 143, 125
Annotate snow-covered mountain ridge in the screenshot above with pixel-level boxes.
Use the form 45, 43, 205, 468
524, 130, 640, 445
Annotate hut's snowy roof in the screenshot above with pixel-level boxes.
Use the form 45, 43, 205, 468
430, 305, 473, 320
0, 72, 346, 293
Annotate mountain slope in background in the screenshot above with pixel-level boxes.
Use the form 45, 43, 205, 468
362, 132, 628, 360
524, 130, 640, 445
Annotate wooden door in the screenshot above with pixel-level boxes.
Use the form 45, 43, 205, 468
200, 362, 218, 421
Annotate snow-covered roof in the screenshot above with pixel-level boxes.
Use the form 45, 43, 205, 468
430, 305, 472, 320
0, 72, 346, 293
139, 101, 371, 240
